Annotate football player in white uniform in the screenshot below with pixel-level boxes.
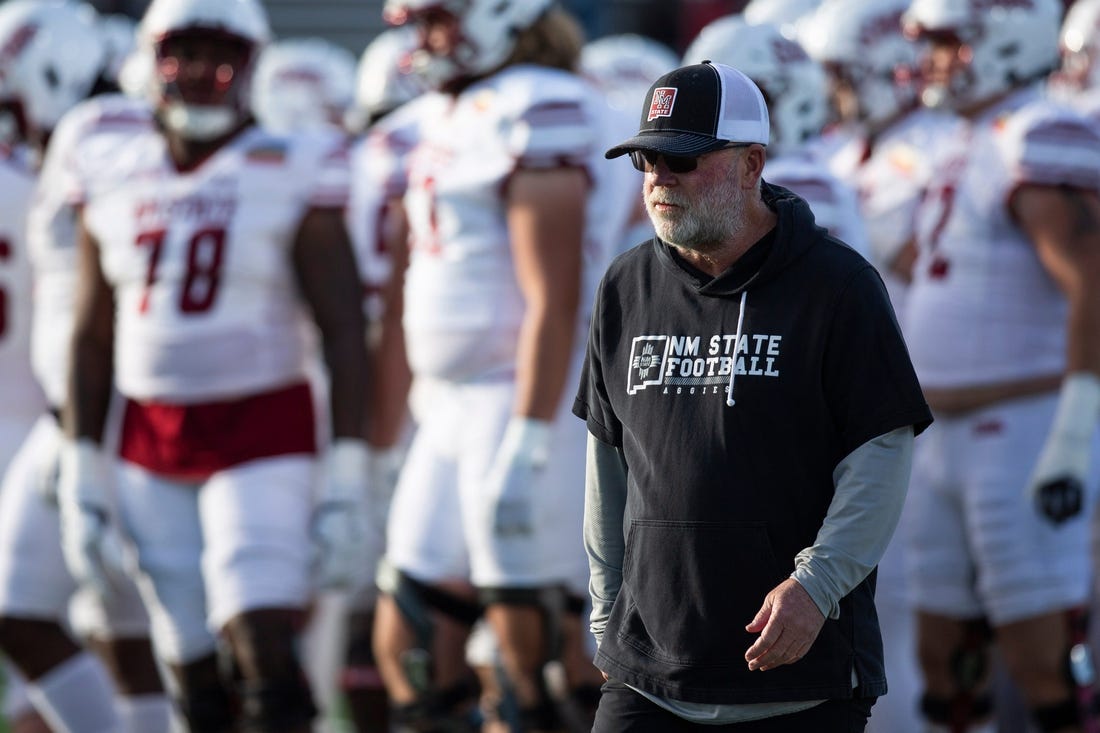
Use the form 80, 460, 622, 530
373, 0, 622, 730
60, 0, 371, 730
799, 4, 962, 730
0, 2, 173, 732
901, 0, 1100, 731
682, 16, 871, 259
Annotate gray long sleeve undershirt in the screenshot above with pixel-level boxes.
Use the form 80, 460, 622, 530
582, 425, 914, 723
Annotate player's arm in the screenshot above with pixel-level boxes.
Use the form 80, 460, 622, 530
1013, 184, 1100, 521
64, 214, 115, 443
365, 196, 412, 449
293, 206, 370, 440
506, 167, 587, 420
61, 213, 126, 597
1014, 184, 1100, 376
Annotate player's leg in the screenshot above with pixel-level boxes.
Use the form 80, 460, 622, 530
465, 375, 601, 733
0, 416, 126, 732
199, 456, 318, 733
905, 417, 998, 732
2, 665, 51, 733
342, 439, 406, 732
343, 606, 390, 732
375, 391, 483, 730
969, 393, 1099, 732
114, 461, 232, 732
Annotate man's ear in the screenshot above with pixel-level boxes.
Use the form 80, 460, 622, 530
740, 144, 767, 188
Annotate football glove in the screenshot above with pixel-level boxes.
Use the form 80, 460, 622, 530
484, 417, 551, 539
57, 439, 128, 598
312, 439, 371, 590
1027, 373, 1100, 524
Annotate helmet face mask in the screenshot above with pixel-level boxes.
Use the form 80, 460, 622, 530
156, 30, 250, 107
138, 0, 270, 140
902, 0, 1061, 112
383, 0, 553, 88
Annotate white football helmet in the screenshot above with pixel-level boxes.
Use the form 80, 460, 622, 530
743, 0, 823, 40
382, 0, 554, 88
252, 38, 357, 134
137, 0, 270, 140
350, 27, 428, 130
683, 17, 828, 156
902, 0, 1061, 111
800, 0, 916, 129
1058, 0, 1100, 91
0, 0, 107, 141
580, 33, 679, 115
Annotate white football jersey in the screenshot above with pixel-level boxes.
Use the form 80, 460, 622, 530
28, 94, 153, 407
0, 146, 46, 420
401, 65, 625, 381
346, 97, 425, 322
73, 122, 350, 403
765, 149, 870, 258
905, 87, 1100, 388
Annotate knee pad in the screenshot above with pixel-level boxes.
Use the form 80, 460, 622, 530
1032, 697, 1094, 732
920, 692, 994, 731
949, 618, 992, 692
378, 563, 482, 651
390, 679, 481, 733
238, 676, 317, 733
479, 584, 568, 661
919, 619, 994, 732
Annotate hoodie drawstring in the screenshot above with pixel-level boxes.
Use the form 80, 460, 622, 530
726, 290, 748, 407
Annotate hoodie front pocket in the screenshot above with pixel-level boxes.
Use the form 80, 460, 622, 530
617, 519, 785, 668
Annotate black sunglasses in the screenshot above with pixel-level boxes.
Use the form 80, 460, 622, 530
629, 143, 751, 174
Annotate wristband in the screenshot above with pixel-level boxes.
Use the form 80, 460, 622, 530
325, 439, 369, 496
1050, 372, 1100, 441
60, 439, 108, 494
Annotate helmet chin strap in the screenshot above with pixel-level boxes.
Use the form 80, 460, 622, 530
161, 101, 238, 141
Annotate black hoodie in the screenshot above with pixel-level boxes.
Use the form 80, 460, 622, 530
573, 182, 931, 704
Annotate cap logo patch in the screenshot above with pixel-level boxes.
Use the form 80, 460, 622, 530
647, 87, 677, 121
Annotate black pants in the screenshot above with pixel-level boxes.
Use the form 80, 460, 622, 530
592, 680, 876, 732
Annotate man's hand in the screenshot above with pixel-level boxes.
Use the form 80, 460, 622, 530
484, 417, 551, 539
1026, 373, 1100, 524
745, 578, 825, 672
57, 440, 128, 598
312, 439, 371, 590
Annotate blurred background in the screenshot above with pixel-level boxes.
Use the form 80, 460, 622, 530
80, 0, 750, 58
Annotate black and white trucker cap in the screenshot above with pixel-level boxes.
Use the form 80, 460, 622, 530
605, 60, 770, 159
